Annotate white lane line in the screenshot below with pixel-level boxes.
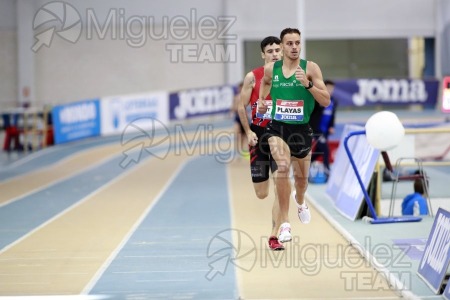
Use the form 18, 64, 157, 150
305, 190, 421, 300
225, 161, 241, 300
0, 145, 143, 208
112, 270, 209, 274
80, 158, 192, 295
0, 296, 109, 300
0, 155, 154, 255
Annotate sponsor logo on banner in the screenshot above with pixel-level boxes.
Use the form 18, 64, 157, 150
170, 85, 234, 120
101, 91, 169, 136
333, 79, 439, 107
52, 99, 100, 144
418, 208, 450, 294
353, 79, 428, 106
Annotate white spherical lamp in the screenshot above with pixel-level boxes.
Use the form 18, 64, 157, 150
365, 111, 405, 150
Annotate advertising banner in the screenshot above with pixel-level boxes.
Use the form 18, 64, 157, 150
326, 124, 380, 220
169, 85, 234, 120
52, 99, 101, 144
418, 208, 450, 294
101, 91, 169, 136
333, 79, 439, 107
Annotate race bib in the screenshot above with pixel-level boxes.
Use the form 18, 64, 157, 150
274, 100, 304, 121
255, 100, 273, 120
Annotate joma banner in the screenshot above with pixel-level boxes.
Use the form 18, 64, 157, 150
333, 79, 439, 107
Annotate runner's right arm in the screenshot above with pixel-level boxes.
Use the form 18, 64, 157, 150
258, 62, 274, 114
238, 71, 258, 146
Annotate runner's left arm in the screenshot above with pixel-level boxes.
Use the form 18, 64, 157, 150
305, 61, 330, 107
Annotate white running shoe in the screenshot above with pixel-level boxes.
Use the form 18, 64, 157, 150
297, 202, 311, 224
292, 190, 311, 224
278, 222, 292, 243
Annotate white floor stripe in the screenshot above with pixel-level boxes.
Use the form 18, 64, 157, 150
112, 270, 208, 274
0, 147, 138, 208
225, 161, 242, 300
80, 158, 193, 295
0, 296, 109, 300
0, 155, 154, 255
305, 190, 422, 300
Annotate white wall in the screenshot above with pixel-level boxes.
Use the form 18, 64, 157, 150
437, 0, 450, 76
0, 0, 448, 108
0, 0, 16, 29
305, 0, 436, 39
0, 30, 17, 108
223, 0, 299, 84
27, 0, 231, 105
0, 0, 17, 108
34, 26, 227, 104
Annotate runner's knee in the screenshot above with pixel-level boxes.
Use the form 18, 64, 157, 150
276, 160, 290, 175
253, 181, 269, 199
294, 178, 308, 192
255, 189, 269, 199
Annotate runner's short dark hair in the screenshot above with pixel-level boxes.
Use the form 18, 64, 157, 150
260, 36, 281, 52
280, 28, 301, 42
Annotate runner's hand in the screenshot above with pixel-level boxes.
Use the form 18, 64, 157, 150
295, 66, 308, 86
257, 99, 267, 114
247, 131, 258, 147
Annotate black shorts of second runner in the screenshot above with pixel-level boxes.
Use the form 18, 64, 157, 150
265, 120, 313, 159
249, 123, 278, 183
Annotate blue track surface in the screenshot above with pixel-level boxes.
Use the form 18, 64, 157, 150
88, 155, 237, 299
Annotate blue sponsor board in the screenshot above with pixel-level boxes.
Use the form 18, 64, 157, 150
418, 208, 450, 294
333, 79, 439, 107
169, 85, 234, 120
52, 99, 101, 144
326, 124, 379, 220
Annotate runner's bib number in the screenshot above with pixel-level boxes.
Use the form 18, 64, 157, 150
255, 100, 273, 120
274, 100, 304, 121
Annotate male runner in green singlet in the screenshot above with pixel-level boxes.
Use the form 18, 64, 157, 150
258, 28, 330, 242
237, 36, 283, 250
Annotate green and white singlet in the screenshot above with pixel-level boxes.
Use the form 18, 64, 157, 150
270, 59, 316, 124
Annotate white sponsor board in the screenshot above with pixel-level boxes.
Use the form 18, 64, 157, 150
101, 91, 169, 136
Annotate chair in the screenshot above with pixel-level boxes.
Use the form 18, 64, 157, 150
381, 151, 432, 216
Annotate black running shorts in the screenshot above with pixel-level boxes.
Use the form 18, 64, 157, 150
265, 120, 313, 159
249, 124, 277, 183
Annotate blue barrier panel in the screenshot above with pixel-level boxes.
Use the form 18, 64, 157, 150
326, 124, 379, 220
169, 85, 234, 120
333, 79, 439, 107
52, 99, 101, 144
418, 208, 450, 294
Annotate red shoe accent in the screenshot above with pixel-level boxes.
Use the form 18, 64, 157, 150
268, 236, 285, 251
